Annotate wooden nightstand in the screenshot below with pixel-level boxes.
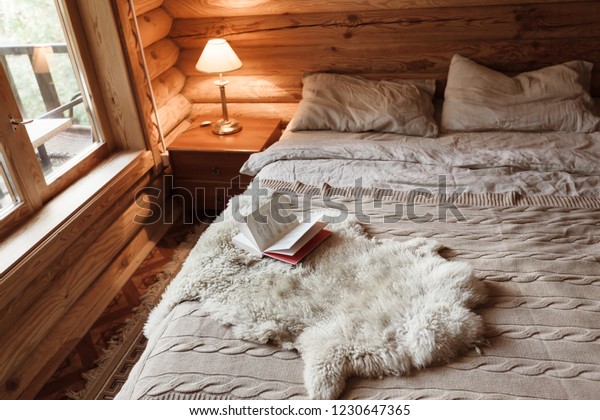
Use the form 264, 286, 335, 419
168, 117, 282, 212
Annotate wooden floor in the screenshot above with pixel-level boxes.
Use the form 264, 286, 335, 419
34, 220, 198, 399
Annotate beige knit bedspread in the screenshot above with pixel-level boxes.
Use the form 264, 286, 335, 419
117, 191, 600, 400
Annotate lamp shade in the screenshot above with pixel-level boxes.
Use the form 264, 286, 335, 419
195, 38, 242, 74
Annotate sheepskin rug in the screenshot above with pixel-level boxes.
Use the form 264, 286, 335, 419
145, 197, 487, 399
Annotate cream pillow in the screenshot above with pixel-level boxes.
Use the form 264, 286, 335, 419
441, 55, 600, 132
289, 73, 439, 137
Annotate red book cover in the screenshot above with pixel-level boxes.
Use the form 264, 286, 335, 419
263, 229, 332, 265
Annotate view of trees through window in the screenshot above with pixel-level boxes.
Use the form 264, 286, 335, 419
0, 0, 102, 182
0, 0, 89, 124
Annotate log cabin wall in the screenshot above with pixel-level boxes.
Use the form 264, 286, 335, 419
133, 0, 193, 144
162, 0, 600, 126
0, 0, 179, 399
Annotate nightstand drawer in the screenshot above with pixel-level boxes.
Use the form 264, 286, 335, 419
167, 117, 281, 214
170, 151, 251, 182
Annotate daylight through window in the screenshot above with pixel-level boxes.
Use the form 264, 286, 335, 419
0, 0, 102, 182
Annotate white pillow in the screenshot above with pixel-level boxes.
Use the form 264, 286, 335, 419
289, 73, 439, 137
441, 55, 600, 133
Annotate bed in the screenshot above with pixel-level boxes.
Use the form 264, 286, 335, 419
117, 58, 600, 400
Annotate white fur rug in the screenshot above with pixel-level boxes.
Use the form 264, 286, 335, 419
145, 198, 487, 399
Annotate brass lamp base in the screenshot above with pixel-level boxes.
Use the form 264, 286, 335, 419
212, 118, 242, 135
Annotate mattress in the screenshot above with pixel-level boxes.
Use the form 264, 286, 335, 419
117, 129, 600, 400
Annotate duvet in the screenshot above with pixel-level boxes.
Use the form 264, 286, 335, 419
117, 129, 600, 399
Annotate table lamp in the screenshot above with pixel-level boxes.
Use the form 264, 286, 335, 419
196, 38, 243, 135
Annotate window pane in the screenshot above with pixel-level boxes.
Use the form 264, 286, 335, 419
0, 152, 19, 219
0, 0, 102, 181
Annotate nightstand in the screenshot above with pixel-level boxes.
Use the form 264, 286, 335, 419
168, 117, 282, 212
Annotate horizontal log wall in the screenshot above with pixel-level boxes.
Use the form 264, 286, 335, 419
0, 0, 181, 399
152, 66, 186, 108
166, 0, 600, 123
134, 0, 164, 16
0, 149, 181, 398
133, 0, 193, 144
163, 0, 591, 18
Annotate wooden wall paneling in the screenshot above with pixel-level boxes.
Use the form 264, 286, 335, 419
162, 0, 593, 19
0, 169, 150, 339
177, 41, 600, 98
178, 38, 600, 77
0, 0, 172, 399
170, 2, 600, 49
156, 94, 193, 135
144, 38, 180, 80
1, 173, 148, 398
0, 151, 153, 310
182, 75, 303, 103
151, 67, 186, 108
172, 0, 600, 116
117, 0, 189, 166
164, 119, 192, 147
137, 7, 173, 48
0, 182, 158, 387
5, 179, 179, 400
132, 0, 164, 16
190, 103, 297, 127
113, 0, 164, 169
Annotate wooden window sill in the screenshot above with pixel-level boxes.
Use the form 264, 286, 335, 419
0, 150, 154, 290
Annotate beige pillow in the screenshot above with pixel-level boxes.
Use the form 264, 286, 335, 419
441, 55, 600, 132
289, 73, 439, 137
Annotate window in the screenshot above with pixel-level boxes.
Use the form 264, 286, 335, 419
0, 150, 19, 218
0, 0, 111, 235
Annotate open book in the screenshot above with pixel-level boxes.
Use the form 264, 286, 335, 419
232, 199, 331, 264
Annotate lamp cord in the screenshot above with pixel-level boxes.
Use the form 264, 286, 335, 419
126, 0, 167, 154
